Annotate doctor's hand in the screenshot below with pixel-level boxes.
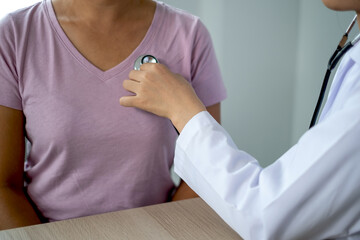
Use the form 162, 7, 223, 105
120, 63, 206, 133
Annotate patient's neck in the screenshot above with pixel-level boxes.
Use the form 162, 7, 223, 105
52, 0, 151, 25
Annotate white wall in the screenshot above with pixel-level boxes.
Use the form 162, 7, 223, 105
163, 0, 357, 167
220, 1, 299, 166
0, 0, 39, 18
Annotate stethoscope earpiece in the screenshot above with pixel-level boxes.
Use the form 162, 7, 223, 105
134, 55, 159, 70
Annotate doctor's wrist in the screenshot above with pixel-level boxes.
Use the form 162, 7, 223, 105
170, 102, 206, 133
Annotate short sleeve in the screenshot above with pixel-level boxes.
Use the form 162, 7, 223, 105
190, 20, 227, 107
0, 14, 22, 110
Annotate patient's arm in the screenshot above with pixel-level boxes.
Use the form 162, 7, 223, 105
0, 105, 41, 230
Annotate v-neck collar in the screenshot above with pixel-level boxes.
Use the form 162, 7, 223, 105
44, 0, 162, 81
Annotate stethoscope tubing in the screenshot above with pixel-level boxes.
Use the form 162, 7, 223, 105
309, 42, 355, 128
309, 69, 332, 128
309, 14, 360, 129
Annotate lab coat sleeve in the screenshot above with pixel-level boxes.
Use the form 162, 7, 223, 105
174, 90, 360, 239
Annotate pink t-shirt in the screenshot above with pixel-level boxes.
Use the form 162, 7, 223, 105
0, 0, 227, 221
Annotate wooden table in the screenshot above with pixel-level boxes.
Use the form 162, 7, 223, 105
0, 198, 242, 240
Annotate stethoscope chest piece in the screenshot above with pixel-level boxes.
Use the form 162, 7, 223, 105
134, 55, 159, 70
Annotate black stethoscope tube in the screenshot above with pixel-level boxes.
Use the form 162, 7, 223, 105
309, 16, 359, 129
309, 69, 332, 128
309, 42, 355, 128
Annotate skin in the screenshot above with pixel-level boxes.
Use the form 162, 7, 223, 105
0, 0, 206, 230
322, 0, 360, 26
120, 64, 206, 133
51, 0, 157, 71
0, 106, 41, 229
321, 0, 360, 12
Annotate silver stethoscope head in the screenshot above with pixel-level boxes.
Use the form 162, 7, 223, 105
134, 55, 159, 70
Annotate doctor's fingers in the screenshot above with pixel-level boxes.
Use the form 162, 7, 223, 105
128, 68, 157, 84
129, 63, 170, 81
120, 89, 167, 117
121, 78, 162, 107
122, 79, 140, 94
119, 95, 139, 108
139, 63, 170, 73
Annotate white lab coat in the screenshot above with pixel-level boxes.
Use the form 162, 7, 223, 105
174, 42, 360, 240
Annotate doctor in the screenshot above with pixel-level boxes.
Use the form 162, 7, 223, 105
120, 0, 360, 239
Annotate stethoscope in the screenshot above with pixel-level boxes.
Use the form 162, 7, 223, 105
309, 15, 360, 128
134, 54, 159, 71
134, 16, 360, 130
134, 54, 181, 134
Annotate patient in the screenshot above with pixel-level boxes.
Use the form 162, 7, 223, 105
0, 0, 227, 229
